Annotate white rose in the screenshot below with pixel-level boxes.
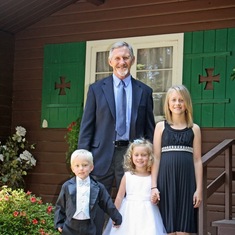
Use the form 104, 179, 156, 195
16, 126, 26, 137
0, 154, 4, 161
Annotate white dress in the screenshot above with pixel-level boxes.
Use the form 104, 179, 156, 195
102, 172, 166, 235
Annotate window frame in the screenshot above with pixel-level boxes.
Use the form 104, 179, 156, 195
85, 34, 184, 120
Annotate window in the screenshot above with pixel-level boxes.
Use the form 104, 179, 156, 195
85, 34, 184, 122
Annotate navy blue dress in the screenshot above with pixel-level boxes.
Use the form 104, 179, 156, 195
157, 121, 198, 233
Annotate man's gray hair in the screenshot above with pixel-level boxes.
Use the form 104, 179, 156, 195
108, 41, 134, 60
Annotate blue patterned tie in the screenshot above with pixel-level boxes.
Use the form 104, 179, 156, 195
116, 80, 126, 136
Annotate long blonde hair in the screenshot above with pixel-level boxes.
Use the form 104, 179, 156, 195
164, 85, 193, 128
123, 138, 154, 174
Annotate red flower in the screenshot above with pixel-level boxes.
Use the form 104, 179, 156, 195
39, 228, 45, 234
47, 205, 53, 213
32, 219, 38, 224
13, 211, 19, 217
41, 219, 46, 224
30, 197, 37, 203
38, 200, 43, 204
67, 121, 76, 131
20, 211, 26, 217
26, 191, 32, 195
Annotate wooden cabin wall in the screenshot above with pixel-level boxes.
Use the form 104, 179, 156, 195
11, 0, 235, 232
0, 31, 14, 141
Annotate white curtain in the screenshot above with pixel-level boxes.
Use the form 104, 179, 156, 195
136, 47, 173, 122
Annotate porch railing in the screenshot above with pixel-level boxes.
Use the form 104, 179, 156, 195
198, 139, 235, 235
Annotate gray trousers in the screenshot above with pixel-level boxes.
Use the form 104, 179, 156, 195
91, 146, 127, 235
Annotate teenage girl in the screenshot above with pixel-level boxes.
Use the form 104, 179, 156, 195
151, 85, 203, 235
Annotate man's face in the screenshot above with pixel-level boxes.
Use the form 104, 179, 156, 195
108, 46, 135, 79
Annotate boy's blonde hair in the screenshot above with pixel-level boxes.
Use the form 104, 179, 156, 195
164, 84, 193, 128
70, 149, 94, 166
123, 138, 154, 174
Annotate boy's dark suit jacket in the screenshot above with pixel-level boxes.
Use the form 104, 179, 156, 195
78, 75, 155, 176
54, 177, 122, 234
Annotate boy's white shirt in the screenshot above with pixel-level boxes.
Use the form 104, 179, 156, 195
73, 176, 90, 220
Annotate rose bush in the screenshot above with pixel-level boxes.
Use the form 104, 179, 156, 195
64, 118, 81, 164
0, 186, 59, 235
0, 126, 36, 189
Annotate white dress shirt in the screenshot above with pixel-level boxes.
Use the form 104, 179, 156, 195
73, 176, 90, 220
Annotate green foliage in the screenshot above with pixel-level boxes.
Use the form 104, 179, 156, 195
231, 66, 235, 80
0, 126, 36, 189
64, 118, 81, 165
0, 186, 59, 235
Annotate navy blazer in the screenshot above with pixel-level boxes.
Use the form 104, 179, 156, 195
78, 75, 155, 176
54, 177, 122, 231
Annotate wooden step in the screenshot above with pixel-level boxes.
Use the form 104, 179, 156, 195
212, 219, 235, 235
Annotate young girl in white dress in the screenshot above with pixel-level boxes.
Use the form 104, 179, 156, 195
103, 139, 166, 235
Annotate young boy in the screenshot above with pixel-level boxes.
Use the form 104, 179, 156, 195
54, 149, 122, 235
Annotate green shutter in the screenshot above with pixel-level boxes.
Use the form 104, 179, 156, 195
41, 42, 86, 128
183, 28, 235, 127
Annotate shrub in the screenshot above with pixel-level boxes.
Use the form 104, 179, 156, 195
0, 186, 59, 235
64, 118, 81, 164
0, 126, 36, 189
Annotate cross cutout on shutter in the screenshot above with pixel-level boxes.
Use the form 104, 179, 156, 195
55, 76, 71, 95
199, 68, 220, 90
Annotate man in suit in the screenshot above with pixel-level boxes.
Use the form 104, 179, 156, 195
78, 41, 155, 234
